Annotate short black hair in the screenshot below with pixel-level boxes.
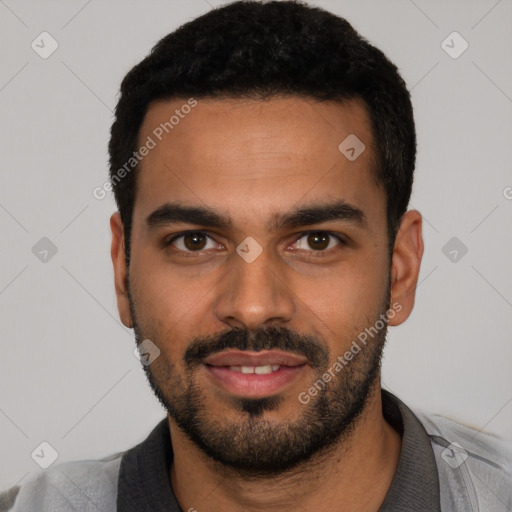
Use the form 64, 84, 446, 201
109, 0, 416, 263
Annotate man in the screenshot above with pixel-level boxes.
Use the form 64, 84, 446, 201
2, 1, 511, 511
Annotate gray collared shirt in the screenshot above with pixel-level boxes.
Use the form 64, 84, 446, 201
2, 390, 511, 511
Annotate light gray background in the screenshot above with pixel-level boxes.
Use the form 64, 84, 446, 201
1, 0, 511, 489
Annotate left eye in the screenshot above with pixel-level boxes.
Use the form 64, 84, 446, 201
291, 232, 343, 252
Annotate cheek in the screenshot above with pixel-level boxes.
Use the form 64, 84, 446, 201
129, 250, 222, 359
292, 256, 389, 340
130, 244, 205, 316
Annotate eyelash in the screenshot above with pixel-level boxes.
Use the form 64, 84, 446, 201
165, 230, 347, 256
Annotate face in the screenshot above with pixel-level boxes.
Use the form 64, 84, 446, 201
111, 96, 421, 475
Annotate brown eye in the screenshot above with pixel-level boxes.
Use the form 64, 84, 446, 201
306, 232, 330, 250
183, 232, 207, 251
292, 231, 343, 252
168, 232, 217, 252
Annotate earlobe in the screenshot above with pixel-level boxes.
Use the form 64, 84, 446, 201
110, 212, 133, 328
388, 210, 424, 327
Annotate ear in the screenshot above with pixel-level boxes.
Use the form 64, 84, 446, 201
388, 210, 424, 326
110, 212, 133, 328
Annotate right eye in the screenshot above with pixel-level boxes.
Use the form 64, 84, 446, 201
166, 231, 222, 253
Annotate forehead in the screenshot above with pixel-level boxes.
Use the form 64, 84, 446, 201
133, 96, 383, 229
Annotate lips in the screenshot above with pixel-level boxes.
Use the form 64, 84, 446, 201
202, 350, 309, 398
203, 349, 309, 368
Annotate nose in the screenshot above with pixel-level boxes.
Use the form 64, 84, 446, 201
214, 243, 295, 331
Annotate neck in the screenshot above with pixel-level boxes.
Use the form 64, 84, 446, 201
169, 385, 401, 512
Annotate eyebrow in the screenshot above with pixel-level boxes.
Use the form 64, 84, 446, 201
145, 200, 367, 232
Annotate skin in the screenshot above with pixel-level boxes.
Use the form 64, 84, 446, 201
111, 96, 424, 511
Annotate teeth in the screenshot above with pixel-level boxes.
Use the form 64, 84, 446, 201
254, 365, 272, 375
229, 365, 281, 374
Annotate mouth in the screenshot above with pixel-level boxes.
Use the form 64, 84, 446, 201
202, 350, 309, 398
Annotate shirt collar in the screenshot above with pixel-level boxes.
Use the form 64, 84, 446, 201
117, 416, 180, 512
379, 389, 441, 511
117, 390, 440, 511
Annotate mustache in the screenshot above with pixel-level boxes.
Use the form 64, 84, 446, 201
184, 326, 329, 368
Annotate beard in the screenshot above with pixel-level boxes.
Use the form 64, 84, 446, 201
128, 282, 390, 477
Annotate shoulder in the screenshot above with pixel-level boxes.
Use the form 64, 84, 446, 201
0, 452, 123, 512
415, 409, 512, 510
416, 410, 512, 472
